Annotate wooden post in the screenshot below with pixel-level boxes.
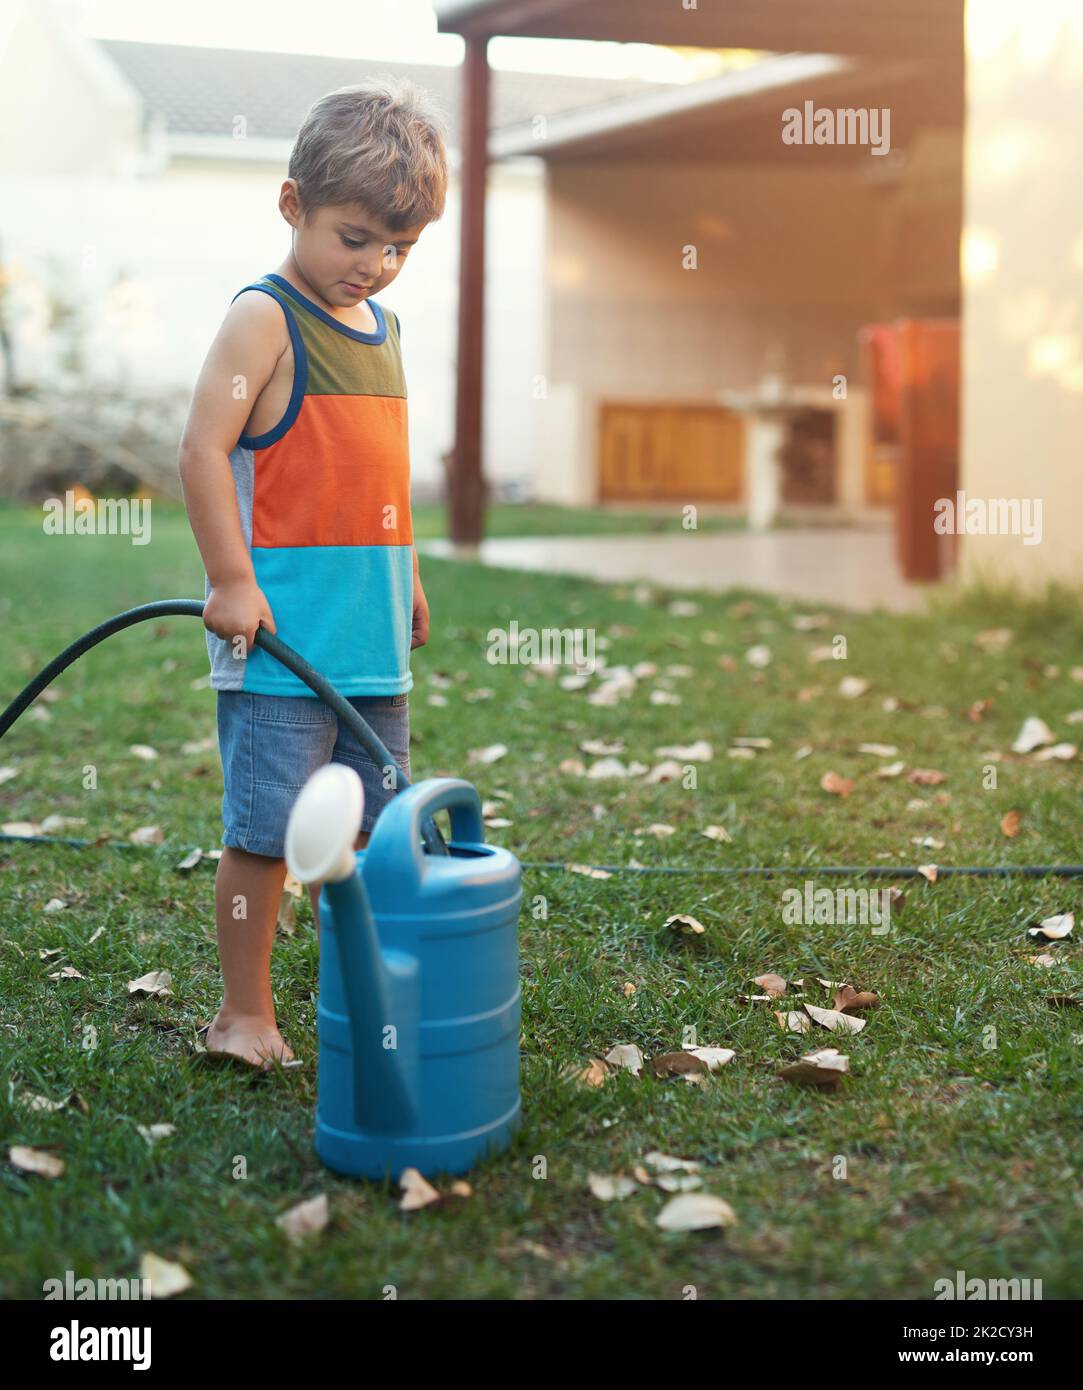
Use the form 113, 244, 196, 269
896, 320, 960, 580
448, 34, 490, 547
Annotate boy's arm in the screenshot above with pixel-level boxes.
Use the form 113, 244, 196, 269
411, 545, 429, 649
178, 293, 287, 649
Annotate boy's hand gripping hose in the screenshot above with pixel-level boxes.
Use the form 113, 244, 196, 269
0, 599, 448, 856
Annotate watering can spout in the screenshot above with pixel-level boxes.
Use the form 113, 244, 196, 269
285, 765, 417, 1134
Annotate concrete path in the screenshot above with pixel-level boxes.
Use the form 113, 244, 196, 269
420, 524, 937, 613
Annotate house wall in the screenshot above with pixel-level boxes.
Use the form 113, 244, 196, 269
0, 0, 142, 176
0, 152, 546, 494
960, 2, 1083, 589
531, 140, 962, 506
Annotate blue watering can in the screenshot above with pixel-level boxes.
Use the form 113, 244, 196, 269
285, 764, 522, 1181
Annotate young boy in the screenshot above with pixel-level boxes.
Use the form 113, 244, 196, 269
177, 79, 449, 1067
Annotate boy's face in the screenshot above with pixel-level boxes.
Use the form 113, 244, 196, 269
282, 183, 428, 307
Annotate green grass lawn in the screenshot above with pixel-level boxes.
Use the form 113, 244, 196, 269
410, 499, 744, 538
1, 501, 1081, 1299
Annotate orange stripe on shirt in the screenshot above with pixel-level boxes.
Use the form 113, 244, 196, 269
251, 393, 413, 548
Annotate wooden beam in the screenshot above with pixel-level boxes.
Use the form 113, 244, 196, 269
451, 0, 582, 38
448, 33, 490, 546
437, 0, 963, 60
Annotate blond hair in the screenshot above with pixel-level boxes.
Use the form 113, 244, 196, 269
288, 76, 449, 231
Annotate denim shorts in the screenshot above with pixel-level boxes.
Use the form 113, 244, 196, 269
215, 690, 411, 858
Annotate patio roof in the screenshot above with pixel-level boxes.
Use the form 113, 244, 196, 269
488, 51, 962, 165
435, 0, 965, 546
434, 0, 963, 62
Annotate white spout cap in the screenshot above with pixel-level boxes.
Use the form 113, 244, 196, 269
284, 763, 365, 884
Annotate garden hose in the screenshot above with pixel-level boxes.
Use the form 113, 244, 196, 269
0, 599, 447, 856
1, 602, 1081, 880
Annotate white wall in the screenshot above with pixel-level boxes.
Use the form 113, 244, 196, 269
960, 1, 1083, 589
0, 0, 142, 176
530, 148, 962, 507
0, 156, 547, 494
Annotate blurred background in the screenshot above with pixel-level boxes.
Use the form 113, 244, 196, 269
0, 0, 1080, 608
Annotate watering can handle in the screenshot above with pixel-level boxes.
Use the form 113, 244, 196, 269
406, 778, 485, 854
364, 778, 486, 896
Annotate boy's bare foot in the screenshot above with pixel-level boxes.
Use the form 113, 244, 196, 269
206, 1009, 298, 1070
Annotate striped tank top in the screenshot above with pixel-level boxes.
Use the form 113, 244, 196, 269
204, 271, 413, 697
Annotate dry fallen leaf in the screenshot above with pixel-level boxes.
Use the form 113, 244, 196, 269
653, 1172, 705, 1193
586, 757, 633, 779
832, 985, 880, 1013
656, 1193, 737, 1232
573, 1058, 611, 1087
1028, 912, 1074, 941
918, 864, 939, 883
21, 1093, 70, 1113
664, 913, 706, 936
128, 970, 172, 998
140, 1252, 192, 1298
778, 1047, 849, 1088
908, 768, 947, 786
1012, 717, 1054, 754
136, 1124, 176, 1145
803, 1003, 866, 1035
129, 825, 165, 847
639, 823, 676, 838
642, 1152, 701, 1174
1033, 742, 1077, 762
468, 744, 507, 764
566, 862, 612, 879
753, 972, 786, 998
275, 1194, 330, 1243
648, 1051, 709, 1080
588, 1173, 638, 1201
9, 1145, 65, 1178
655, 740, 713, 760
580, 738, 625, 756
604, 1043, 644, 1077
820, 772, 855, 798
399, 1167, 441, 1211
1000, 810, 1022, 838
775, 1010, 812, 1033
685, 1046, 735, 1070
700, 824, 731, 842
276, 890, 296, 936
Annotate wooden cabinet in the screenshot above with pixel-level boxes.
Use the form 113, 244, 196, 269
598, 402, 744, 502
